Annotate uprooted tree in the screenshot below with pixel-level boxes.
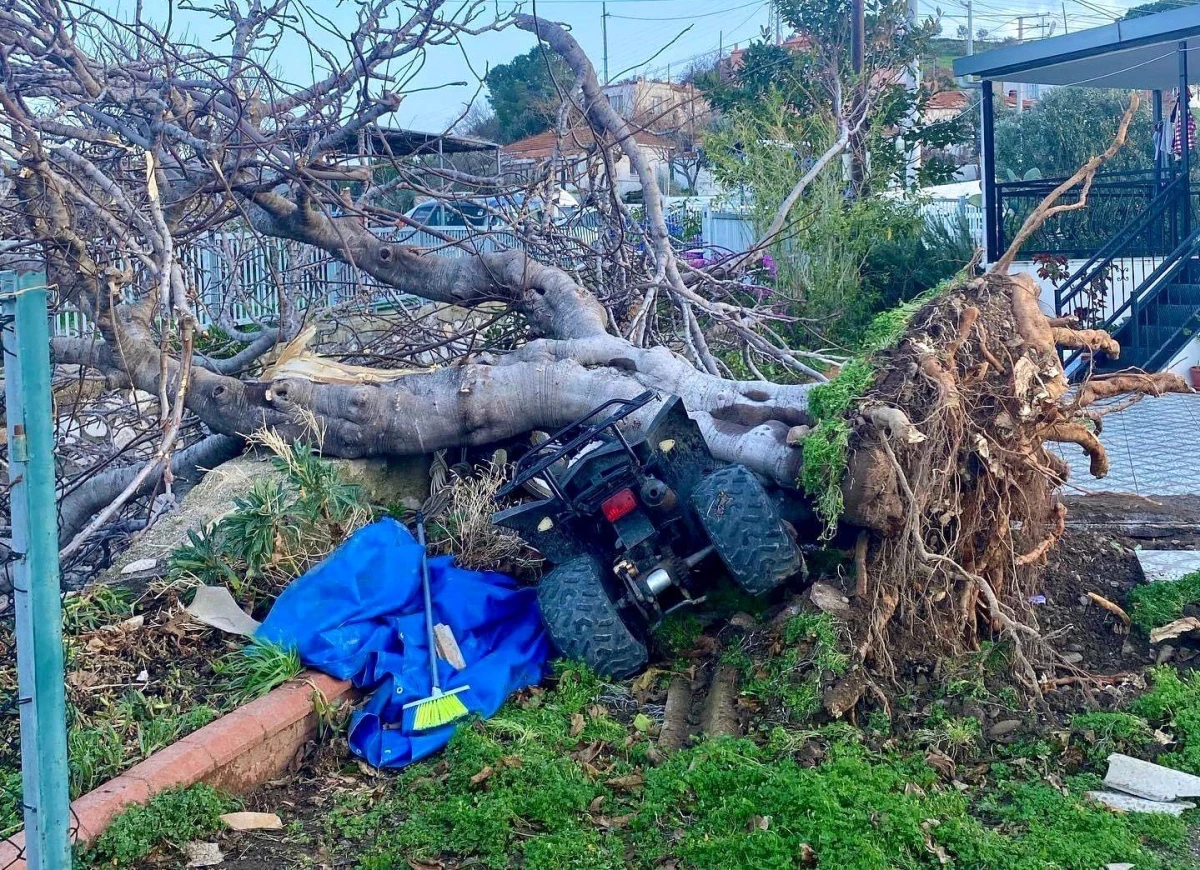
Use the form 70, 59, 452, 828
0, 1, 1192, 691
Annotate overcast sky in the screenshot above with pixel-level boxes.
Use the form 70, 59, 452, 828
103, 0, 1145, 133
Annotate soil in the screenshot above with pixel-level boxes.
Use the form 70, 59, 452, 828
127, 494, 1200, 868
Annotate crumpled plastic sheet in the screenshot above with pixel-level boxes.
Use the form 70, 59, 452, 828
257, 518, 551, 768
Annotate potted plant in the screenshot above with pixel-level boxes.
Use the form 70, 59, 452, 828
1191, 364, 1200, 390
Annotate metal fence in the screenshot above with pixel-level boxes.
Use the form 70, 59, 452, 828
10, 223, 615, 341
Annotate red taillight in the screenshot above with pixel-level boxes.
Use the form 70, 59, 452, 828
601, 488, 637, 522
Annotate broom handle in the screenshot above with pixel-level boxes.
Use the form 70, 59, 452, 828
416, 514, 441, 694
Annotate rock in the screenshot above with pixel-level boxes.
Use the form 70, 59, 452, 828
130, 389, 157, 405
1078, 594, 1092, 606
1120, 640, 1135, 656
809, 582, 851, 615
331, 455, 431, 509
112, 426, 137, 450
1104, 753, 1200, 802
728, 611, 758, 631
219, 811, 283, 831
82, 419, 109, 438
184, 841, 224, 867
1157, 645, 1177, 664
120, 558, 158, 575
1066, 642, 1084, 653
786, 425, 811, 446
987, 719, 1022, 739
1087, 790, 1195, 816
1062, 652, 1084, 665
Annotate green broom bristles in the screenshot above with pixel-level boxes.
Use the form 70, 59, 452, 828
406, 685, 470, 730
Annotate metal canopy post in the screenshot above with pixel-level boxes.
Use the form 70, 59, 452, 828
981, 80, 998, 262
1, 274, 71, 870
1180, 41, 1192, 239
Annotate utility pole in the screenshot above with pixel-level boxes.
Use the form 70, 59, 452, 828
2, 273, 72, 870
602, 2, 610, 84
1062, 2, 1069, 33
1017, 15, 1025, 113
967, 0, 974, 54
775, 1, 782, 45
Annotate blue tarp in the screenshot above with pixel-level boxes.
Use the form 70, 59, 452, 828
257, 518, 551, 768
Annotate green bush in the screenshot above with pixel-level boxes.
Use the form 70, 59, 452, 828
79, 785, 235, 867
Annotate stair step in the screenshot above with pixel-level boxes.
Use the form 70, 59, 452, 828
1148, 303, 1200, 328
1166, 282, 1200, 304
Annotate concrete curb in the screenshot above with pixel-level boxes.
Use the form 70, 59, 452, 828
0, 671, 353, 868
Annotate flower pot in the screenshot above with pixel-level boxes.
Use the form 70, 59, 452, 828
1191, 365, 1200, 390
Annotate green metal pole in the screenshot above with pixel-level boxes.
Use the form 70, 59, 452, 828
2, 273, 72, 869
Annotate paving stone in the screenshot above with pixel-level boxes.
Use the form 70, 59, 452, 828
1051, 395, 1200, 496
1136, 549, 1200, 583
1104, 753, 1200, 801
1087, 790, 1195, 815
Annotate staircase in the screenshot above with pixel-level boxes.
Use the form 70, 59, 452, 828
1055, 174, 1200, 377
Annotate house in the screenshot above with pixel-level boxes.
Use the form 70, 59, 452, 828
954, 3, 1200, 378
600, 79, 710, 135
501, 77, 716, 198
501, 125, 679, 199
925, 90, 970, 123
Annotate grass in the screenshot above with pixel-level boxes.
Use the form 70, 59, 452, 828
1128, 570, 1200, 633
2, 441, 369, 849
77, 784, 237, 868
1129, 666, 1200, 775
312, 660, 1194, 870
214, 639, 303, 705
725, 613, 850, 722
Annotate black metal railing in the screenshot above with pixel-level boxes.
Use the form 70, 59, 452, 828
994, 167, 1185, 259
1054, 174, 1189, 322
1060, 222, 1200, 372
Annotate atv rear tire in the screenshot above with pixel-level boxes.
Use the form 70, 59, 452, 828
537, 556, 649, 678
691, 464, 804, 596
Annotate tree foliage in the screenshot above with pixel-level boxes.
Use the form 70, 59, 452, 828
994, 87, 1154, 179
484, 45, 573, 143
698, 0, 965, 191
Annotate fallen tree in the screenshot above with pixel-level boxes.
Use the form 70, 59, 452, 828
0, 1, 1191, 685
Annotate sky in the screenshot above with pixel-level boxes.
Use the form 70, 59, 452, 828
102, 0, 1150, 133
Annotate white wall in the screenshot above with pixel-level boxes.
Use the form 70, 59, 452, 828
1008, 258, 1200, 375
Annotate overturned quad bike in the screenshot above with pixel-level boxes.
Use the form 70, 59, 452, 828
493, 391, 807, 677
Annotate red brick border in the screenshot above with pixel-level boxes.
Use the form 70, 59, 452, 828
0, 671, 353, 869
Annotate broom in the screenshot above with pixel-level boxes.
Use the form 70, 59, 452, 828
403, 512, 470, 730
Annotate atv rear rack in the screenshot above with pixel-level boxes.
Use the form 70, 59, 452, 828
498, 390, 657, 501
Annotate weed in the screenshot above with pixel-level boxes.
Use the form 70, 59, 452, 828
78, 784, 236, 868
732, 614, 848, 722
656, 612, 705, 656
62, 586, 133, 633
214, 639, 303, 705
1071, 711, 1154, 762
68, 723, 125, 797
168, 439, 370, 602
1128, 571, 1200, 633
432, 460, 541, 571
1129, 666, 1200, 774
800, 360, 870, 535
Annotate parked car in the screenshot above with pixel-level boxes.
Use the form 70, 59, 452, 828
492, 391, 806, 677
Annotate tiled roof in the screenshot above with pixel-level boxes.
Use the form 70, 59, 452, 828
502, 126, 675, 161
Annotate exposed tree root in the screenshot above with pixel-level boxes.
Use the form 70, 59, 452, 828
699, 664, 741, 738
658, 676, 694, 752
1044, 421, 1109, 478
843, 268, 1192, 690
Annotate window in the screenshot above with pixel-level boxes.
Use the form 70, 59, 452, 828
409, 203, 435, 225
